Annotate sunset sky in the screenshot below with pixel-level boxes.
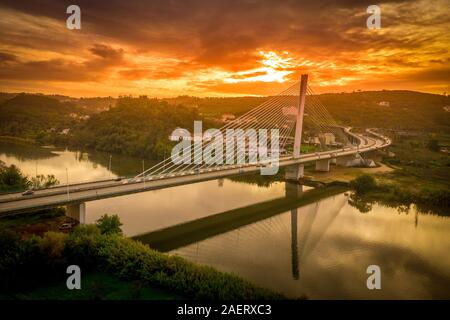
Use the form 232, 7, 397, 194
0, 0, 449, 97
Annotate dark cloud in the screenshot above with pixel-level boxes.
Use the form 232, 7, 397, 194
407, 67, 450, 83
89, 44, 124, 59
0, 0, 447, 95
0, 0, 417, 62
0, 44, 125, 81
0, 52, 17, 63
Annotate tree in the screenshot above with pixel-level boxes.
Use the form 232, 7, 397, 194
0, 162, 30, 191
95, 214, 123, 235
30, 174, 59, 189
350, 174, 377, 195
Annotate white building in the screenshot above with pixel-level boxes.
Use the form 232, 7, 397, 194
319, 132, 336, 145
221, 114, 236, 122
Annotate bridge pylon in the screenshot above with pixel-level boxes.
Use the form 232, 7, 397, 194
286, 74, 308, 181
293, 74, 308, 158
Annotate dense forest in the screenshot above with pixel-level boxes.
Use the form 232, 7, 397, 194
0, 94, 85, 141
69, 96, 206, 158
0, 90, 449, 158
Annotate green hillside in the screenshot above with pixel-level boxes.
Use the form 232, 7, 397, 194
0, 94, 84, 140
319, 90, 450, 131
1, 90, 449, 157
183, 90, 450, 132
69, 96, 206, 158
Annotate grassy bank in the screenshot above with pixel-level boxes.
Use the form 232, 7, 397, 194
0, 208, 77, 237
348, 174, 449, 216
378, 131, 449, 191
12, 272, 180, 300
0, 135, 37, 145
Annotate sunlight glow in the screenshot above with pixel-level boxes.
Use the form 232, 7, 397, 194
224, 51, 295, 84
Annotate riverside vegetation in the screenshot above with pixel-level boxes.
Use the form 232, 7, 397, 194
0, 165, 281, 299
344, 126, 449, 215
1, 90, 448, 159
0, 215, 282, 300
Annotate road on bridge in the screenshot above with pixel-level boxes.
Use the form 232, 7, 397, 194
0, 129, 390, 216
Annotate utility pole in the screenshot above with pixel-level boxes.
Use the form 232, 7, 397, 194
163, 150, 166, 171
35, 160, 38, 189
142, 159, 145, 188
109, 155, 112, 179
66, 168, 70, 201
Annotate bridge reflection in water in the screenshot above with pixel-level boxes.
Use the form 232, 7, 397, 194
134, 185, 348, 295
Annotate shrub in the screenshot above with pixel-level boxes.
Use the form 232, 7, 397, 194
0, 230, 22, 290
93, 235, 281, 299
40, 231, 66, 260
96, 214, 123, 235
0, 163, 30, 191
0, 231, 49, 291
64, 224, 102, 270
350, 174, 377, 194
1, 222, 282, 299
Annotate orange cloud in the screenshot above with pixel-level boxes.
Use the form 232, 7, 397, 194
0, 0, 448, 96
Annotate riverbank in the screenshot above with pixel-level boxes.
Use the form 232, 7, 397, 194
304, 162, 393, 184
306, 131, 450, 216
347, 173, 449, 216
0, 135, 37, 145
0, 208, 78, 237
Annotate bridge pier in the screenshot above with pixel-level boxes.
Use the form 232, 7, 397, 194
285, 164, 304, 182
315, 159, 330, 172
66, 203, 86, 224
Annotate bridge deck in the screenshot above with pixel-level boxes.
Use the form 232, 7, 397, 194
0, 129, 390, 216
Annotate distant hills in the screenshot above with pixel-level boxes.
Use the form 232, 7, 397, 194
0, 93, 84, 140
0, 93, 116, 142
69, 96, 203, 158
319, 90, 450, 131
0, 90, 449, 157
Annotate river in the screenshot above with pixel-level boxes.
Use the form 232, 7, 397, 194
1, 140, 449, 299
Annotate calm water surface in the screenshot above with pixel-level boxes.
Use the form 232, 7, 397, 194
169, 194, 450, 299
1, 140, 449, 299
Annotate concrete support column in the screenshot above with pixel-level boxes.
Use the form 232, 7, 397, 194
66, 202, 86, 224
285, 164, 304, 181
315, 159, 330, 172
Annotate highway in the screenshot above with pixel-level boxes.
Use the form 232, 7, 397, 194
0, 128, 390, 216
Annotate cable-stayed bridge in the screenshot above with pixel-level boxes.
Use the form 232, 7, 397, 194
0, 75, 391, 219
